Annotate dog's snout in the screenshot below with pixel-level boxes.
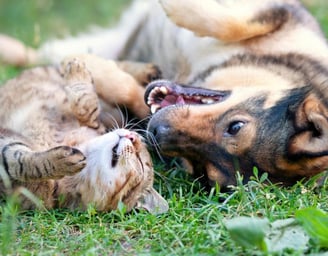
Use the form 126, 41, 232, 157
150, 123, 171, 140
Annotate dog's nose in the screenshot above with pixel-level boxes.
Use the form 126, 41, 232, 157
149, 124, 171, 140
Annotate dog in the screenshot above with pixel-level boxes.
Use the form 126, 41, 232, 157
143, 0, 328, 189
1, 0, 328, 189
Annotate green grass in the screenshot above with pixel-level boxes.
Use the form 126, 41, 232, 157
0, 1, 328, 255
1, 170, 327, 255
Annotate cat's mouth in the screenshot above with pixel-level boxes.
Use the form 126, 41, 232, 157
111, 143, 120, 167
110, 132, 141, 168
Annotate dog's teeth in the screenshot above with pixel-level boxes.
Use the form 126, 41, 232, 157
160, 86, 168, 94
150, 88, 158, 97
201, 98, 215, 104
151, 104, 160, 114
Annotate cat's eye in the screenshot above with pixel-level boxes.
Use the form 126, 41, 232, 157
225, 121, 245, 136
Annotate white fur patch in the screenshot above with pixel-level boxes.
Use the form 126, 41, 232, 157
76, 129, 136, 202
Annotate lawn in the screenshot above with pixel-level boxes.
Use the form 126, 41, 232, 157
0, 1, 328, 255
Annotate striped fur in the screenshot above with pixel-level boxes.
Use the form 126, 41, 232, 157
0, 57, 168, 213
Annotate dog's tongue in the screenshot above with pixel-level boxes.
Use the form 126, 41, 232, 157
161, 95, 185, 107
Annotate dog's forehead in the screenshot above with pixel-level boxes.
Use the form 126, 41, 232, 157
194, 64, 292, 87
193, 65, 295, 109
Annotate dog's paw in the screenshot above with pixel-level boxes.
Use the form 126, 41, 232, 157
140, 64, 162, 86
118, 61, 162, 86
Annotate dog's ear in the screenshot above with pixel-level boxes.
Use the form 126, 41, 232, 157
289, 94, 328, 156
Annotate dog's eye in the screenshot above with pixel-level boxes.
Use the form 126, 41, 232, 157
226, 121, 245, 136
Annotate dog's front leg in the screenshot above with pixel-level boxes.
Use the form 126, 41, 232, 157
159, 0, 289, 42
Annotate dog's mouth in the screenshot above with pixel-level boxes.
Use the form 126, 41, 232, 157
145, 80, 230, 114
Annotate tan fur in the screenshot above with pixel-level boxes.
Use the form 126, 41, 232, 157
0, 55, 168, 213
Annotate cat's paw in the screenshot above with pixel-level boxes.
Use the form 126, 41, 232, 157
68, 88, 101, 129
63, 58, 93, 84
46, 146, 86, 178
63, 59, 101, 129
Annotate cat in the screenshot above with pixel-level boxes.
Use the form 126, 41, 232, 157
0, 54, 168, 214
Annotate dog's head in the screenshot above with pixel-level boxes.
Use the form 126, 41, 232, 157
145, 54, 328, 188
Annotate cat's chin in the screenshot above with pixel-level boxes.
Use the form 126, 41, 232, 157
70, 129, 153, 211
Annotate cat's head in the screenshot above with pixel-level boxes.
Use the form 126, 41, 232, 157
78, 129, 169, 214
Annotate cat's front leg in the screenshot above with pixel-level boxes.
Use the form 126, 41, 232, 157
62, 54, 160, 119
1, 141, 86, 182
63, 58, 104, 130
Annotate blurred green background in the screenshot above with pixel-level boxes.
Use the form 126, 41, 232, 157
304, 0, 328, 35
0, 0, 131, 47
0, 0, 327, 47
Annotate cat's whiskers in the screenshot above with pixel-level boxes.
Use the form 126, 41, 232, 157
100, 106, 166, 165
119, 104, 129, 129
123, 115, 149, 131
100, 111, 120, 130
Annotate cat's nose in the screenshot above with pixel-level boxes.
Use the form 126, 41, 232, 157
116, 129, 138, 143
124, 132, 137, 143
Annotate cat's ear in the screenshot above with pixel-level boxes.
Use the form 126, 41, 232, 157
136, 188, 169, 215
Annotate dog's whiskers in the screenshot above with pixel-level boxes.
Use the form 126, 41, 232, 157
142, 129, 165, 163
